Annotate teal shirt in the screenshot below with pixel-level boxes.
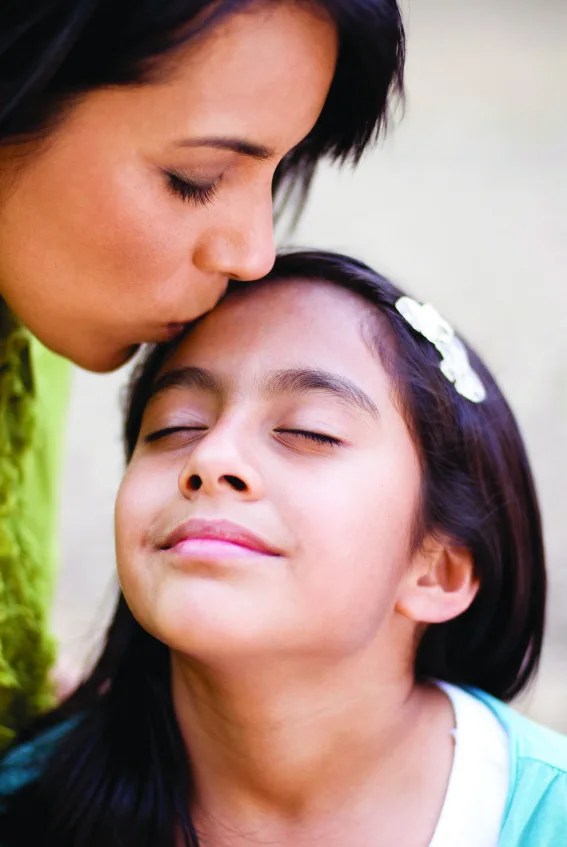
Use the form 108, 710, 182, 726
0, 689, 566, 843
472, 689, 567, 846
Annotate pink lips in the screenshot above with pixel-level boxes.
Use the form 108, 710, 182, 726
162, 322, 189, 340
160, 518, 281, 559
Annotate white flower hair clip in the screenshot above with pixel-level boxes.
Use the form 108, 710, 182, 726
394, 296, 487, 403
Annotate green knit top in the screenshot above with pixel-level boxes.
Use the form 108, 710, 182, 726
0, 301, 71, 749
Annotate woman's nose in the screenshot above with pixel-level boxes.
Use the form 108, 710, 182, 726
193, 191, 275, 282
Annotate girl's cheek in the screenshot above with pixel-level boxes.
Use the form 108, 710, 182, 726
117, 466, 151, 528
124, 459, 180, 522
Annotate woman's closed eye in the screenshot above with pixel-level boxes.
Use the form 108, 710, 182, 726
164, 169, 221, 207
274, 428, 343, 448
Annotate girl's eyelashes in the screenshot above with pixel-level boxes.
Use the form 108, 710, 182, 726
144, 425, 208, 444
274, 428, 343, 447
164, 169, 220, 207
143, 424, 343, 449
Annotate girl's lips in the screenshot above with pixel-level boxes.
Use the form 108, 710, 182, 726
168, 537, 272, 560
160, 518, 281, 557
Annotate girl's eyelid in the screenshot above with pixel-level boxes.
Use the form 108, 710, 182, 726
273, 427, 345, 447
143, 423, 208, 443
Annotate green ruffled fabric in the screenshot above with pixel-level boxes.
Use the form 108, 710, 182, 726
0, 301, 70, 749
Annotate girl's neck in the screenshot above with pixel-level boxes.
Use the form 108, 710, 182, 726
171, 653, 455, 847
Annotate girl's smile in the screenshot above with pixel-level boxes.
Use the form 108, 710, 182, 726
158, 517, 284, 567
159, 518, 282, 557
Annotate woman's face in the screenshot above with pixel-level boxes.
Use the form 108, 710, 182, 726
0, 5, 337, 371
116, 280, 425, 665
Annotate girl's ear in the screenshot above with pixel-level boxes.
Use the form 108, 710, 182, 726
395, 536, 479, 624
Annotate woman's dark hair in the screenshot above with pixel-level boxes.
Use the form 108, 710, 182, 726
0, 251, 546, 845
0, 0, 405, 212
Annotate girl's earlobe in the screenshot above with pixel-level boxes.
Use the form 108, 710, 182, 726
395, 539, 479, 625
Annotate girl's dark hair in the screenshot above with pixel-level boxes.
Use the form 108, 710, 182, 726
0, 251, 546, 846
0, 0, 405, 212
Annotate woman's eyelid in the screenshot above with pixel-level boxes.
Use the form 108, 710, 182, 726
165, 171, 221, 206
166, 165, 223, 186
163, 146, 235, 186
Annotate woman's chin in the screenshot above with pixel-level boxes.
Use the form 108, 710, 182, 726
71, 342, 140, 373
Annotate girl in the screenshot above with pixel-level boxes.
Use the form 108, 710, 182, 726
3, 249, 563, 846
0, 1, 405, 743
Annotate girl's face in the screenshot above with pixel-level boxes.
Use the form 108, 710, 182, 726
0, 4, 337, 371
116, 280, 426, 665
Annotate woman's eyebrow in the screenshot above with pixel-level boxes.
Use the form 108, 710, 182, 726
265, 369, 380, 420
174, 136, 274, 161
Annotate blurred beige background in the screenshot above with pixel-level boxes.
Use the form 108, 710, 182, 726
53, 0, 567, 729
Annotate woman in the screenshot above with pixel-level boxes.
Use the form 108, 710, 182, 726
0, 0, 405, 745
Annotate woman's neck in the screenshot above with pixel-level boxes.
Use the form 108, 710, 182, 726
171, 652, 455, 847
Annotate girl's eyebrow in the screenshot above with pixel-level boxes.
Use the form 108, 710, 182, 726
148, 366, 380, 420
265, 369, 380, 420
149, 366, 223, 400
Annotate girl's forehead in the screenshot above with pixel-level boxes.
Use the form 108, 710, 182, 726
169, 279, 381, 365
156, 279, 393, 400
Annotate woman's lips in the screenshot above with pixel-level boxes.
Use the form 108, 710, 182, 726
160, 322, 190, 341
159, 518, 282, 559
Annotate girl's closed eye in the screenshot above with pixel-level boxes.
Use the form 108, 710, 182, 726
274, 428, 343, 448
144, 424, 208, 444
164, 169, 221, 206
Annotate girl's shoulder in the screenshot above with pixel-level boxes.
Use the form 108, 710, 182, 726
471, 688, 567, 771
468, 688, 567, 846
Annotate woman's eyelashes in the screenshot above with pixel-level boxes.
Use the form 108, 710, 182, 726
164, 169, 221, 207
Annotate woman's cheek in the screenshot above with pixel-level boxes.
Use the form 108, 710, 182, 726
94, 171, 191, 283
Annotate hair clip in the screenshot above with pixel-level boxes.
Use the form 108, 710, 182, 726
394, 296, 486, 403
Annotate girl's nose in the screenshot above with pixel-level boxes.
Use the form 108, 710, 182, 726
184, 473, 248, 494
177, 430, 265, 501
